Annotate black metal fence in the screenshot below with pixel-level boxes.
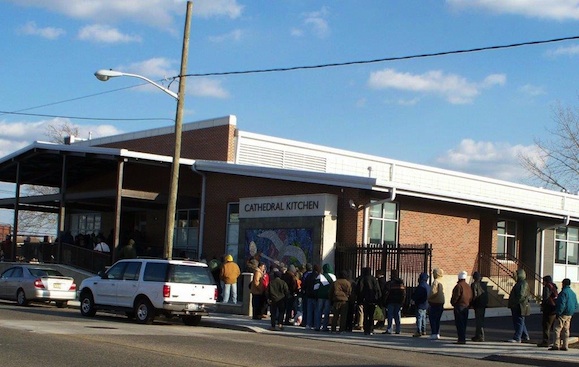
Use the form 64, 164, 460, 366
335, 243, 432, 314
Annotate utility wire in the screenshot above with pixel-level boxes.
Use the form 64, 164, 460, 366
0, 110, 174, 122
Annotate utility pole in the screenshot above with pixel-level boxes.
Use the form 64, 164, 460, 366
164, 0, 192, 259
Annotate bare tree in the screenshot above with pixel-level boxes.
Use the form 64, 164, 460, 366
519, 101, 579, 194
17, 120, 80, 238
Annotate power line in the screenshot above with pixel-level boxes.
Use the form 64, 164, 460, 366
182, 35, 579, 77
0, 110, 174, 122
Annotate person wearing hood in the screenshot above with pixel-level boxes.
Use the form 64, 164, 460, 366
451, 271, 473, 344
470, 271, 488, 342
266, 270, 290, 331
428, 268, 445, 340
313, 263, 336, 331
383, 269, 406, 335
329, 270, 352, 333
507, 269, 531, 343
356, 267, 382, 335
411, 272, 431, 337
538, 275, 558, 347
220, 254, 241, 304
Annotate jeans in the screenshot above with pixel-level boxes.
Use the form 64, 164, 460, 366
416, 308, 427, 334
429, 303, 444, 335
221, 282, 237, 304
305, 297, 317, 327
473, 307, 486, 340
315, 298, 331, 330
511, 306, 529, 341
387, 303, 402, 333
251, 293, 264, 318
270, 299, 286, 328
362, 302, 376, 334
454, 305, 469, 342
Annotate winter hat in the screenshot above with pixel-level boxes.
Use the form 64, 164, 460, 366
543, 275, 552, 283
225, 254, 233, 262
458, 271, 468, 280
418, 272, 429, 282
433, 268, 444, 279
472, 271, 481, 281
306, 263, 313, 271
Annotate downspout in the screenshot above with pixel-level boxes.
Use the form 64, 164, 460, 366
192, 162, 206, 259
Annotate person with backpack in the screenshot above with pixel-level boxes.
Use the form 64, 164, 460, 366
537, 275, 558, 347
313, 263, 336, 332
382, 269, 405, 334
356, 267, 382, 335
470, 271, 488, 342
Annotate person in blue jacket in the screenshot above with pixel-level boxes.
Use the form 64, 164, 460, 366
411, 272, 431, 337
549, 278, 578, 351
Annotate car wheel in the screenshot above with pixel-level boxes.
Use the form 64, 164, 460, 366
134, 298, 155, 324
182, 315, 202, 326
16, 289, 29, 306
55, 301, 67, 308
79, 291, 97, 317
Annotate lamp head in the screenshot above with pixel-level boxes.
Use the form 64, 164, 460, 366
94, 69, 124, 82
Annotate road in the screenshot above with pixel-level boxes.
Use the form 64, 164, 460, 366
0, 301, 537, 367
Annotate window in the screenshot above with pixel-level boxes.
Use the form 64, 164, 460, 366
555, 227, 579, 266
106, 262, 127, 280
168, 264, 214, 285
122, 262, 142, 281
144, 263, 168, 282
497, 220, 517, 259
225, 203, 239, 258
175, 209, 199, 257
366, 201, 398, 247
70, 213, 102, 237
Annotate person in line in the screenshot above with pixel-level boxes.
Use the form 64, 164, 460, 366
250, 262, 267, 319
451, 271, 473, 344
428, 268, 445, 340
118, 238, 137, 260
382, 269, 406, 334
220, 254, 241, 304
374, 269, 387, 329
303, 264, 320, 329
537, 275, 558, 347
411, 272, 430, 337
507, 269, 531, 343
470, 271, 488, 342
549, 278, 578, 351
356, 266, 382, 336
266, 270, 290, 331
313, 263, 336, 332
299, 263, 314, 327
281, 264, 299, 325
329, 270, 352, 334
345, 269, 358, 332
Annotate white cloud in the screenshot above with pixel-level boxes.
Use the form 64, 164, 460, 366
188, 78, 230, 98
293, 7, 331, 39
0, 119, 122, 158
116, 58, 179, 94
519, 84, 546, 97
548, 44, 579, 56
435, 139, 541, 181
368, 69, 505, 104
447, 0, 579, 21
17, 21, 65, 40
208, 29, 244, 43
7, 0, 243, 29
77, 24, 142, 43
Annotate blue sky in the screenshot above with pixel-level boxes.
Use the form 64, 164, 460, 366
1, 0, 579, 224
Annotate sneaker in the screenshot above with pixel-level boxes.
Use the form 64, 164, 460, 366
383, 330, 393, 335
471, 337, 484, 342
278, 324, 284, 331
269, 326, 277, 331
412, 332, 422, 338
430, 334, 438, 340
455, 340, 466, 345
507, 339, 521, 343
548, 346, 559, 351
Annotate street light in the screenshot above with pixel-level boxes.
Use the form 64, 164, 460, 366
94, 68, 185, 260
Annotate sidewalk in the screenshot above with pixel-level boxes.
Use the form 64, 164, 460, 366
202, 307, 579, 367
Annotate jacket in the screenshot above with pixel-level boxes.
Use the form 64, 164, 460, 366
471, 280, 488, 309
451, 279, 473, 308
555, 285, 578, 316
411, 273, 431, 310
329, 277, 352, 303
356, 268, 382, 304
267, 277, 290, 303
383, 277, 406, 305
428, 279, 445, 305
250, 268, 265, 295
314, 264, 336, 300
220, 261, 241, 284
508, 269, 530, 309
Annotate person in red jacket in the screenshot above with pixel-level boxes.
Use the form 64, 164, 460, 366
451, 271, 473, 344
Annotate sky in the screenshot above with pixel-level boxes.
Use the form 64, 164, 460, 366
1, 0, 579, 225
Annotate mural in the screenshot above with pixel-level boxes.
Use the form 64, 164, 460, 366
245, 228, 312, 268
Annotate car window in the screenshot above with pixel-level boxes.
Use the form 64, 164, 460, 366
12, 267, 23, 278
143, 263, 168, 282
29, 268, 63, 277
106, 262, 128, 280
122, 262, 141, 281
168, 264, 214, 285
1, 268, 15, 279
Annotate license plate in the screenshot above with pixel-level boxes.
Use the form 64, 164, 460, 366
53, 283, 61, 289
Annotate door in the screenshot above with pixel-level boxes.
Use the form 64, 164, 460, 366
115, 261, 142, 308
93, 262, 127, 305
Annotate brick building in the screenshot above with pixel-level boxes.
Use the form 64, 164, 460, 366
0, 115, 578, 301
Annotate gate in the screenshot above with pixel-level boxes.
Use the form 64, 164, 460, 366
335, 243, 432, 314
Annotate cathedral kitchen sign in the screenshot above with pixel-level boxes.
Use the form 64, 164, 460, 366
239, 194, 337, 219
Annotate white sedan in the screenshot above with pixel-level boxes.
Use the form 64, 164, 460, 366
0, 265, 77, 308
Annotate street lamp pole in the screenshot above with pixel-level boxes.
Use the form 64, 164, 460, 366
94, 1, 193, 259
